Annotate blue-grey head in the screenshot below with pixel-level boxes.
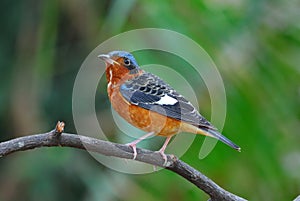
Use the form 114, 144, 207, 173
98, 51, 140, 74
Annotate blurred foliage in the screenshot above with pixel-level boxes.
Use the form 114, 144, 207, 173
0, 0, 300, 200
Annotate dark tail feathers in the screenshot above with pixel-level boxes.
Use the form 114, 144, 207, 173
202, 128, 241, 152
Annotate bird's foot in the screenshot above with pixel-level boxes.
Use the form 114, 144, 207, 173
125, 132, 155, 160
155, 136, 172, 166
156, 149, 168, 166
126, 143, 137, 160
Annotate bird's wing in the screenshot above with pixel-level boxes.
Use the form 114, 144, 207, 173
119, 72, 214, 129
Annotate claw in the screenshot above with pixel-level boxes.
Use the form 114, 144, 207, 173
156, 150, 168, 166
125, 132, 155, 160
157, 136, 172, 166
126, 143, 137, 160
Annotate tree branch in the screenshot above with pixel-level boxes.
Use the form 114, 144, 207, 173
0, 122, 246, 201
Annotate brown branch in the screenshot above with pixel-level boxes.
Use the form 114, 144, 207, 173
0, 122, 247, 201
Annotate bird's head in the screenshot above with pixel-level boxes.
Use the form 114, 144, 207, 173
98, 51, 141, 86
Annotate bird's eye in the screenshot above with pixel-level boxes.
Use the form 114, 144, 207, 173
124, 58, 131, 66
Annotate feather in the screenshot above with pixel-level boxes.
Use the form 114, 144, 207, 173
120, 72, 214, 129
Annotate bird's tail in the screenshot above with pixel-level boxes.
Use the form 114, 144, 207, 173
198, 127, 241, 152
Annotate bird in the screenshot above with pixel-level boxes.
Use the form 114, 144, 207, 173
98, 51, 240, 164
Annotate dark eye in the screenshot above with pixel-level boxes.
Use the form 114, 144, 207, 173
124, 58, 131, 66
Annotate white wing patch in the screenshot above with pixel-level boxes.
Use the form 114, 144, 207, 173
155, 94, 178, 105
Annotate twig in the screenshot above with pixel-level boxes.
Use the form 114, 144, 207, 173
54, 121, 65, 137
0, 122, 247, 201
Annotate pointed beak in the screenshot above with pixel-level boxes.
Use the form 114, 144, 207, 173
98, 54, 119, 65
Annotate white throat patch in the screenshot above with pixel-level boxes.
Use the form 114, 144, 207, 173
107, 69, 113, 88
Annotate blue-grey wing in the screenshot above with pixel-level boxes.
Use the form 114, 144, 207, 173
119, 72, 214, 129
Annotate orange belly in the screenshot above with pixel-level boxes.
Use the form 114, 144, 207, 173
109, 88, 197, 136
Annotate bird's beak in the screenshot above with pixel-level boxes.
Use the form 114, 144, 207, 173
98, 54, 119, 65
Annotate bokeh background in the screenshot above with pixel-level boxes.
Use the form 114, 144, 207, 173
0, 0, 299, 200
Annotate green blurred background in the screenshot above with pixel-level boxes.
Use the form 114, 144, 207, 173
0, 0, 299, 200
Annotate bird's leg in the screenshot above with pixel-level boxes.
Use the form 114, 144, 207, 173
157, 136, 172, 166
126, 132, 155, 160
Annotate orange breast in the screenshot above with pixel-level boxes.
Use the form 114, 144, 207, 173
109, 86, 189, 137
